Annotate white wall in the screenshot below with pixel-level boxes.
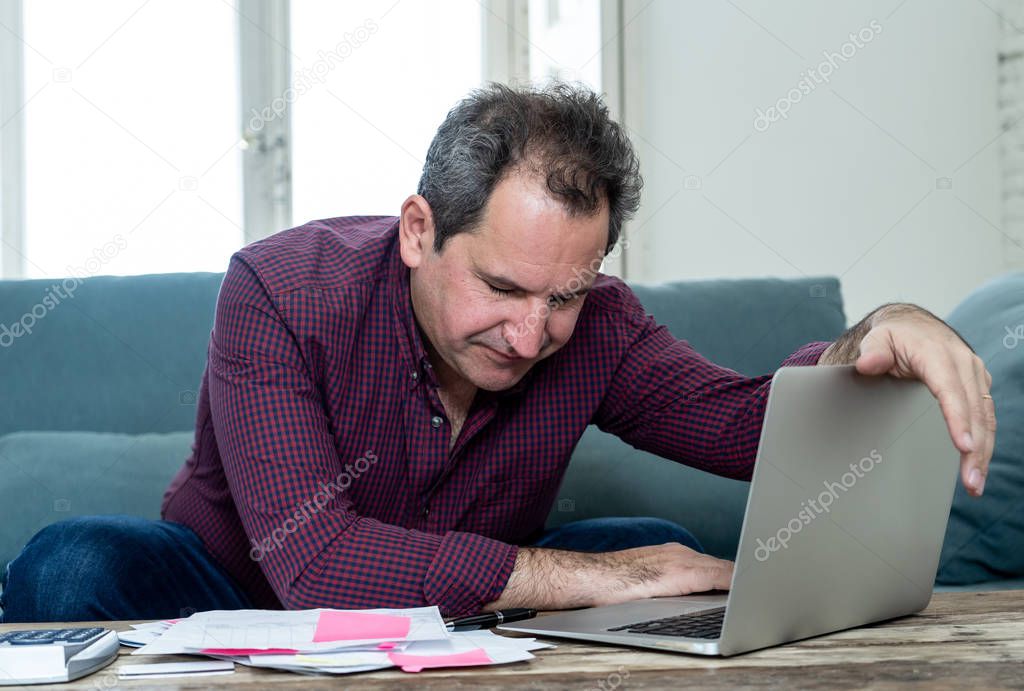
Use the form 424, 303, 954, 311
619, 0, 1018, 325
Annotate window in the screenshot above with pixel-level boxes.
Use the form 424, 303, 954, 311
527, 0, 601, 90
289, 0, 483, 223
1, 0, 607, 277
20, 0, 243, 278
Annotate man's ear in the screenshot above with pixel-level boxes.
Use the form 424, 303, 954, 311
399, 194, 435, 269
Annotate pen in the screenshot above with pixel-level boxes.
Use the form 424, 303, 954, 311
446, 608, 538, 631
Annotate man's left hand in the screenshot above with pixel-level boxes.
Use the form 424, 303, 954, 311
820, 304, 995, 497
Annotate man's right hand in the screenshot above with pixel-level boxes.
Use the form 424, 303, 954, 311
484, 543, 735, 611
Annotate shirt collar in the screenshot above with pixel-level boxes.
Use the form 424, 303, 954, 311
386, 228, 536, 399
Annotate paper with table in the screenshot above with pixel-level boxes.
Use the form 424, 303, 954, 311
127, 606, 552, 675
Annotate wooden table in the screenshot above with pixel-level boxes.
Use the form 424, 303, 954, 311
4, 590, 1022, 689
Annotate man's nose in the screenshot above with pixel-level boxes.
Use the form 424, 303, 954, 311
502, 298, 549, 359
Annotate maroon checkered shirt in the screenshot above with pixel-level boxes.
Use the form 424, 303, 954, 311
162, 216, 829, 616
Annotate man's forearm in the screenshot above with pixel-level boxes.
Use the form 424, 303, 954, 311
483, 543, 734, 611
819, 303, 970, 365
484, 547, 655, 610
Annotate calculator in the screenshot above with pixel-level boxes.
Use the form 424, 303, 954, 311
0, 626, 120, 685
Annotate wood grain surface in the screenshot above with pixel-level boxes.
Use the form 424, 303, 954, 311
2, 590, 1020, 690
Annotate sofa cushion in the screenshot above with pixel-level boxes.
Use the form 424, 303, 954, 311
0, 431, 193, 571
937, 271, 1024, 584
550, 276, 847, 559
935, 576, 1024, 592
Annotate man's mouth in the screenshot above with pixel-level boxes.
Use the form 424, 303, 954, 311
486, 345, 523, 364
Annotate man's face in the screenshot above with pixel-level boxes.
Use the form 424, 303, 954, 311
402, 172, 610, 392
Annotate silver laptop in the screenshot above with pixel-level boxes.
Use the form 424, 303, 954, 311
501, 364, 959, 656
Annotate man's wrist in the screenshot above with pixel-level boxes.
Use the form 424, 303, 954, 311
486, 547, 599, 611
484, 546, 658, 611
866, 303, 934, 329
821, 303, 932, 365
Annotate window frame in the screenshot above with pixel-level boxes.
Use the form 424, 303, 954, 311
0, 0, 27, 278
238, 0, 293, 246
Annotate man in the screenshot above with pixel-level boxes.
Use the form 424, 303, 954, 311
1, 83, 994, 622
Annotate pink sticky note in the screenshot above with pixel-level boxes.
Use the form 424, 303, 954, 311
377, 641, 399, 650
388, 648, 493, 673
201, 647, 299, 655
313, 611, 412, 642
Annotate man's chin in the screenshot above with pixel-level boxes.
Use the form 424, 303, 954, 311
471, 372, 526, 392
465, 363, 530, 391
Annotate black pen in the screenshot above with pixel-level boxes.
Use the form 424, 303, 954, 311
446, 608, 538, 631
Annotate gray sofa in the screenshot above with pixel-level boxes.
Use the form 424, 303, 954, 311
2, 269, 1022, 613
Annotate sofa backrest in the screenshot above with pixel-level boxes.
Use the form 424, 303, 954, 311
1, 273, 845, 437
628, 277, 844, 375
0, 270, 846, 563
0, 273, 224, 436
549, 276, 847, 559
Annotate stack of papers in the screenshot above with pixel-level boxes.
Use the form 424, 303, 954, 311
124, 607, 551, 675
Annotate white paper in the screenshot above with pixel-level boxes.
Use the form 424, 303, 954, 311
128, 607, 549, 676
450, 630, 555, 652
118, 660, 235, 679
133, 606, 448, 656
254, 651, 391, 667
244, 630, 542, 674
247, 661, 393, 675
118, 620, 175, 647
399, 633, 535, 668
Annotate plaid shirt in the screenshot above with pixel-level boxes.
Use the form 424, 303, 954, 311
162, 216, 829, 616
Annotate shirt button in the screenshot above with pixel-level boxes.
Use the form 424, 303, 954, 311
422, 506, 430, 518
430, 415, 443, 429
410, 371, 418, 381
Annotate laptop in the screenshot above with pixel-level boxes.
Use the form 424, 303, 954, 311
501, 364, 959, 656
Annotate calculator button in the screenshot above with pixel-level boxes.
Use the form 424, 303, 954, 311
65, 628, 102, 642
9, 630, 57, 644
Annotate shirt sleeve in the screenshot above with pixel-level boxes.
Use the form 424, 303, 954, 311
207, 255, 516, 616
592, 298, 832, 481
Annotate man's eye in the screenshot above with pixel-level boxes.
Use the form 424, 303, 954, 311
548, 294, 580, 309
488, 284, 513, 296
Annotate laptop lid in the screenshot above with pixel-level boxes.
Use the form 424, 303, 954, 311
718, 365, 958, 655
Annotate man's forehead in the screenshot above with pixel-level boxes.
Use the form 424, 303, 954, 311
477, 172, 610, 248
463, 213, 607, 270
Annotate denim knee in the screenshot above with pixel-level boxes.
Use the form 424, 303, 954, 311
3, 515, 251, 623
532, 516, 705, 553
629, 517, 706, 553
2, 516, 156, 622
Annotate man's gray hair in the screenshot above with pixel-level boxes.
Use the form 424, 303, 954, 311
417, 82, 643, 254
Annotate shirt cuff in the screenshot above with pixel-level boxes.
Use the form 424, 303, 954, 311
780, 341, 832, 367
423, 531, 519, 617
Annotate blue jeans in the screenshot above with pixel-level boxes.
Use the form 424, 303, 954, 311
0, 515, 702, 622
531, 516, 703, 553
0, 516, 253, 623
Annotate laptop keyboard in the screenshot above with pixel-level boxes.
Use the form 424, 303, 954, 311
607, 606, 726, 639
